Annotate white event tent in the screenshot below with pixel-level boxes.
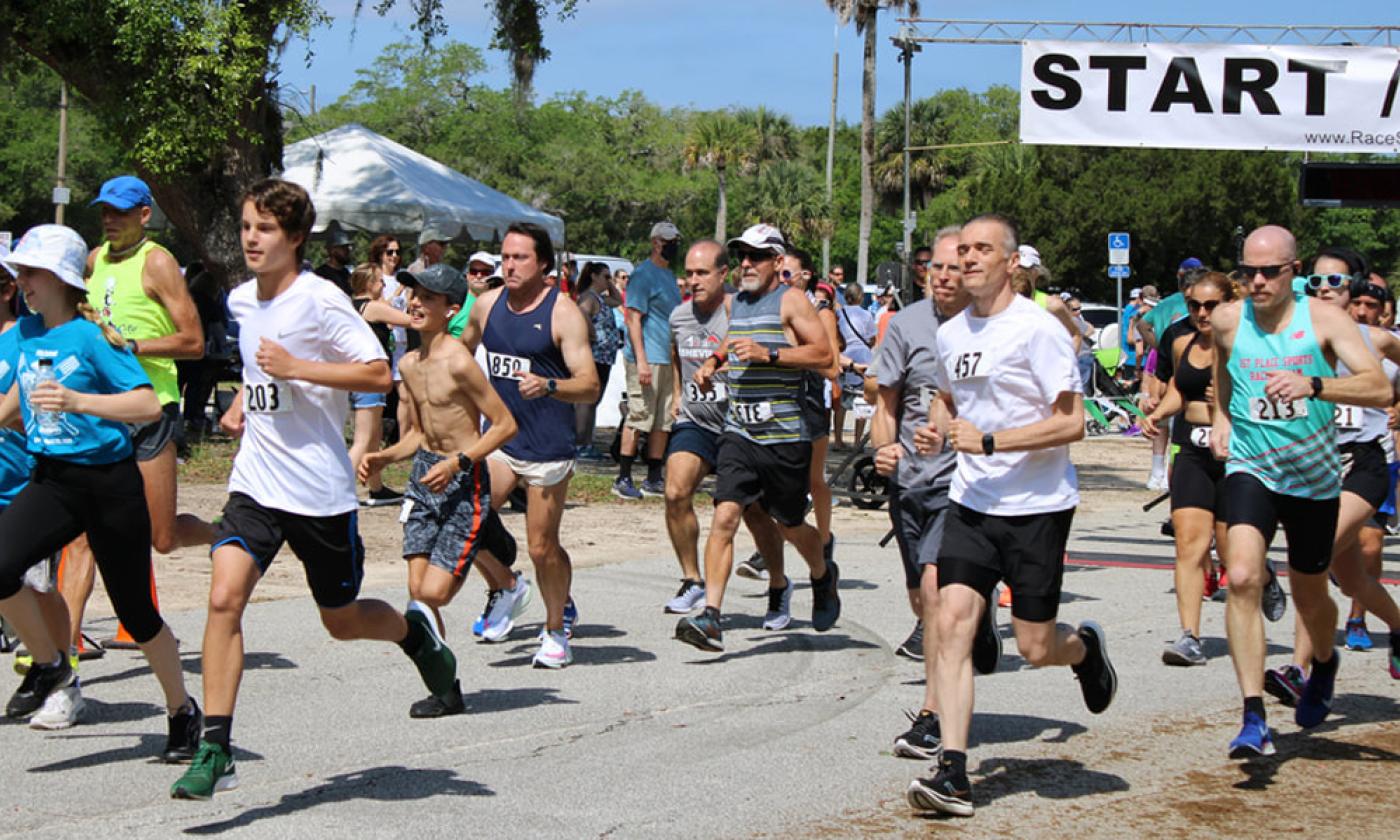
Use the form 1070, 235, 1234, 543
280, 123, 564, 244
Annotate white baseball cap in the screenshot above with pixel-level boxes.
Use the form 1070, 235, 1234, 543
1017, 244, 1042, 268
726, 223, 787, 256
649, 221, 680, 241
0, 240, 14, 279
467, 250, 496, 268
3, 224, 88, 290
1129, 287, 1142, 299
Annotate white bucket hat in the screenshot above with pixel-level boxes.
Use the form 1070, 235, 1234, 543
3, 224, 88, 290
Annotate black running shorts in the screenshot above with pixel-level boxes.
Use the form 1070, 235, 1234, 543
889, 482, 950, 589
128, 402, 181, 462
712, 433, 811, 527
212, 492, 365, 608
1340, 440, 1388, 510
1223, 473, 1338, 575
936, 504, 1075, 623
1170, 445, 1227, 515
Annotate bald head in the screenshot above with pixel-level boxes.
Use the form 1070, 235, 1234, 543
1243, 225, 1297, 264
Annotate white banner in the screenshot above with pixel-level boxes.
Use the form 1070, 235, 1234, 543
1020, 40, 1400, 153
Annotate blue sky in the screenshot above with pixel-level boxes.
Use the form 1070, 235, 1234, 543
278, 1, 1396, 126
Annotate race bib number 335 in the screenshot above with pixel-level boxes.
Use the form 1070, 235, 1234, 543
244, 381, 290, 414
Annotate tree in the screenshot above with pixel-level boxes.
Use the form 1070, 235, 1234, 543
684, 113, 755, 241
750, 160, 834, 248
874, 97, 946, 206
736, 106, 797, 170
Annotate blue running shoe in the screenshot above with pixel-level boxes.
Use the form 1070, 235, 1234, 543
563, 597, 578, 640
1228, 711, 1276, 758
1296, 652, 1338, 729
1344, 619, 1373, 651
612, 476, 643, 500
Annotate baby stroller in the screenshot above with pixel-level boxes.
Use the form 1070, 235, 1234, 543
1084, 347, 1144, 436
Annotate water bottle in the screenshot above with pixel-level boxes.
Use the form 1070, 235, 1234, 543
33, 358, 62, 436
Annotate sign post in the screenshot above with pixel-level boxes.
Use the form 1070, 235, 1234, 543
1108, 231, 1130, 319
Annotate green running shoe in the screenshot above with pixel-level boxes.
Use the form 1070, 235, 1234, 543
170, 741, 238, 800
405, 601, 458, 699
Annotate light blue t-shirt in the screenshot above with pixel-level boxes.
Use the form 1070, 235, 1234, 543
12, 315, 152, 465
1120, 303, 1140, 366
625, 259, 682, 364
618, 306, 633, 364
0, 327, 34, 506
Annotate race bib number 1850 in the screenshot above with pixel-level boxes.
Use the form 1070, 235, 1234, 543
244, 381, 290, 414
1249, 397, 1307, 422
486, 351, 531, 380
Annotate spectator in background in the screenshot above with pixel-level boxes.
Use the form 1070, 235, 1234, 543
176, 261, 231, 443
313, 228, 354, 297
828, 262, 847, 288
406, 227, 448, 274
574, 261, 623, 459
1066, 296, 1096, 391
834, 281, 876, 449
1119, 287, 1143, 378
1138, 257, 1202, 351
872, 285, 896, 319
348, 263, 412, 506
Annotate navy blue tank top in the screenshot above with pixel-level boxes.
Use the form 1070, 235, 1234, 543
482, 287, 575, 461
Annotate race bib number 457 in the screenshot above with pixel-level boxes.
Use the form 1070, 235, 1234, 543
1249, 397, 1307, 422
486, 351, 531, 380
244, 381, 290, 414
951, 350, 988, 381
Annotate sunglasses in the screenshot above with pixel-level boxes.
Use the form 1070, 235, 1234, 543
385, 248, 400, 255
1187, 299, 1222, 313
735, 248, 775, 263
1070, 306, 1082, 313
781, 270, 795, 280
467, 267, 493, 276
913, 259, 931, 267
1236, 263, 1291, 279
1305, 273, 1352, 291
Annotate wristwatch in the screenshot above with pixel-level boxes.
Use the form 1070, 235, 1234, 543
546, 378, 559, 395
982, 432, 996, 456
456, 452, 473, 473
1310, 376, 1323, 398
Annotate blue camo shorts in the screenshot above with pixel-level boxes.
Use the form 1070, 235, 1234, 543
402, 449, 490, 577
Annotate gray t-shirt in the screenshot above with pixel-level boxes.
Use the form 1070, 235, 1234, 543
874, 300, 955, 490
670, 296, 730, 433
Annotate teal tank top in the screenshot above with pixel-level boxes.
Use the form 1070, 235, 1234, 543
1225, 295, 1339, 498
724, 286, 808, 444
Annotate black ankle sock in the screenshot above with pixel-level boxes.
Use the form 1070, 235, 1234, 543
1244, 696, 1266, 720
1311, 652, 1339, 677
941, 749, 967, 777
204, 715, 232, 750
618, 454, 634, 481
646, 458, 663, 483
703, 606, 721, 621
399, 619, 426, 656
1391, 629, 1400, 650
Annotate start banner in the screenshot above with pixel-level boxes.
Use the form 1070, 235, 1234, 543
1020, 40, 1400, 153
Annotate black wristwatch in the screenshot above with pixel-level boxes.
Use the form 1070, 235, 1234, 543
982, 432, 996, 456
456, 452, 473, 473
1310, 376, 1323, 398
767, 346, 778, 365
546, 378, 558, 395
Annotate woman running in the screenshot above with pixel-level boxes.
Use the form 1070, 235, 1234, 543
0, 224, 199, 757
349, 262, 412, 506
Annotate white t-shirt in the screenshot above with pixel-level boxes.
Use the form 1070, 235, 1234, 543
934, 294, 1082, 515
228, 272, 388, 516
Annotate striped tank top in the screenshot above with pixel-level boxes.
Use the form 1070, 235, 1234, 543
724, 286, 808, 444
1334, 322, 1388, 446
1225, 295, 1339, 498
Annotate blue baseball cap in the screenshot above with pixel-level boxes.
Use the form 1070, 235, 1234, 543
1179, 257, 1203, 270
90, 175, 153, 210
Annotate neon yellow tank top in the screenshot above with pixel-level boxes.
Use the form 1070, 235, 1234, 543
1033, 290, 1049, 308
88, 241, 180, 405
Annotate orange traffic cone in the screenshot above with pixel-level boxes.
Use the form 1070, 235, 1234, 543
55, 547, 105, 660
103, 566, 159, 650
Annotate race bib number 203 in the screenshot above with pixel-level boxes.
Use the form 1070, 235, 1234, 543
244, 381, 290, 414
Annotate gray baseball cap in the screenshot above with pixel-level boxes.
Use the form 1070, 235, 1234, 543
397, 264, 468, 306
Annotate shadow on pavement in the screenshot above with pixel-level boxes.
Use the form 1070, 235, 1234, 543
461, 686, 578, 714
968, 712, 1087, 748
969, 755, 1130, 805
685, 632, 880, 665
181, 766, 493, 835
1233, 697, 1400, 791
80, 651, 296, 690
487, 644, 657, 668
27, 733, 264, 774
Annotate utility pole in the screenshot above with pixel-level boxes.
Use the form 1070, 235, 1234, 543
822, 21, 838, 278
53, 82, 70, 224
897, 27, 920, 265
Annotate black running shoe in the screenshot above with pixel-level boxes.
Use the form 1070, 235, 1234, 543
907, 764, 973, 817
893, 710, 942, 760
1072, 621, 1117, 714
1264, 665, 1304, 708
162, 697, 203, 763
972, 594, 1001, 676
735, 551, 768, 581
811, 559, 841, 632
5, 656, 73, 719
364, 486, 405, 507
1262, 563, 1287, 623
410, 680, 466, 718
675, 610, 724, 652
896, 621, 924, 661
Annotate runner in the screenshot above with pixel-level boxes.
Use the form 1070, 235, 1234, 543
63, 175, 214, 652
1265, 256, 1400, 700
0, 224, 198, 755
461, 221, 600, 669
170, 180, 459, 799
674, 224, 838, 652
358, 264, 518, 716
907, 214, 1116, 817
1141, 272, 1237, 665
661, 240, 783, 616
789, 249, 840, 573
875, 226, 1001, 762
1209, 226, 1388, 759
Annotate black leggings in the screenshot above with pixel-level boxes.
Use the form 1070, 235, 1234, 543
0, 456, 163, 643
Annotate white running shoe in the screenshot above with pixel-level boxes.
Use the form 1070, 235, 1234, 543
532, 630, 573, 669
482, 576, 533, 643
664, 580, 706, 614
762, 578, 794, 631
29, 677, 83, 730
1146, 471, 1167, 491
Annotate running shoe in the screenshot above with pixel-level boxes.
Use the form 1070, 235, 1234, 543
823, 533, 836, 566
1228, 711, 1276, 759
471, 591, 490, 637
575, 445, 605, 461
162, 697, 203, 763
735, 551, 769, 581
998, 586, 1012, 609
1202, 566, 1221, 601
1295, 653, 1338, 729
664, 579, 706, 615
170, 741, 238, 800
611, 476, 643, 500
1344, 619, 1373, 651
762, 578, 794, 631
893, 710, 942, 760
5, 656, 74, 719
907, 763, 973, 817
405, 600, 458, 700
896, 620, 924, 661
1264, 664, 1304, 707
1212, 569, 1230, 602
639, 478, 665, 498
1390, 647, 1399, 680
675, 610, 724, 652
563, 597, 579, 639
1162, 631, 1207, 666
972, 594, 1001, 676
11, 649, 78, 676
1262, 563, 1287, 623
1146, 470, 1167, 491
363, 485, 405, 507
29, 677, 84, 730
482, 575, 533, 642
410, 679, 466, 718
532, 630, 573, 669
811, 559, 841, 632
1072, 621, 1117, 714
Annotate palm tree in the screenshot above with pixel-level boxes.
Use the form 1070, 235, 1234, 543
736, 106, 797, 169
684, 112, 756, 241
751, 160, 835, 244
827, 0, 920, 284
874, 98, 947, 206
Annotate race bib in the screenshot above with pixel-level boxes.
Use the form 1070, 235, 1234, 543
950, 350, 990, 382
1248, 397, 1308, 422
486, 351, 531, 380
684, 381, 727, 404
1189, 426, 1211, 448
399, 499, 414, 524
1334, 404, 1363, 430
244, 381, 290, 414
732, 401, 774, 426
852, 395, 875, 420
915, 385, 938, 414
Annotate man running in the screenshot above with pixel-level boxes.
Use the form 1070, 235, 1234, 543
674, 224, 838, 652
907, 214, 1116, 817
1209, 226, 1388, 759
171, 179, 459, 799
462, 222, 600, 669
